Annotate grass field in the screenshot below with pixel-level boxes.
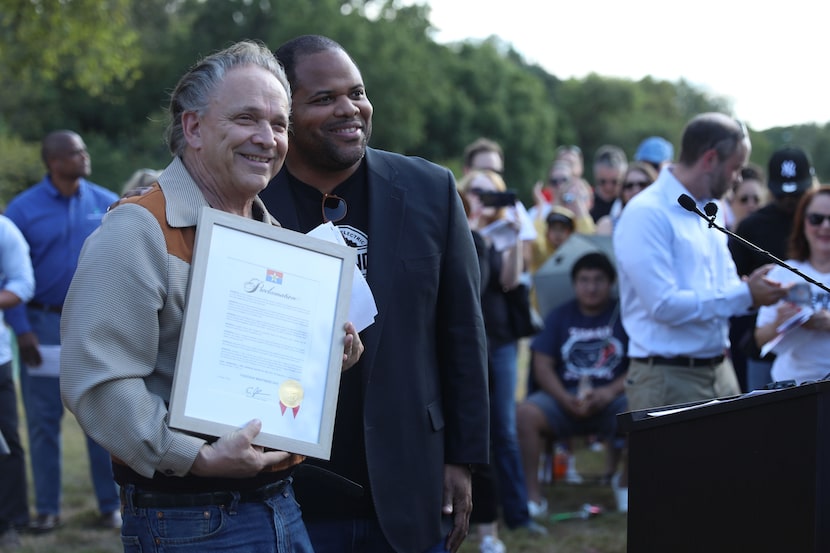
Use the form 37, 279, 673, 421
14, 408, 122, 553
459, 444, 628, 553
12, 411, 626, 553
12, 338, 627, 552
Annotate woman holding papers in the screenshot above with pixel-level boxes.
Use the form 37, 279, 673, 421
457, 170, 543, 544
755, 186, 830, 385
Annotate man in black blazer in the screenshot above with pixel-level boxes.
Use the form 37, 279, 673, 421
260, 35, 489, 553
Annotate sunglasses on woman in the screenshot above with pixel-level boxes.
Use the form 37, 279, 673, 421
622, 180, 649, 191
806, 213, 830, 226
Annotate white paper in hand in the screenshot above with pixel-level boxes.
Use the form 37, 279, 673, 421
760, 306, 813, 358
479, 219, 519, 251
307, 222, 377, 332
29, 344, 61, 378
776, 306, 813, 334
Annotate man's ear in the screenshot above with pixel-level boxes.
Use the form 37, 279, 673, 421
700, 148, 719, 171
181, 111, 202, 149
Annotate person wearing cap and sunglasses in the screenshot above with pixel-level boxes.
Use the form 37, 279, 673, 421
755, 186, 830, 385
730, 146, 817, 391
633, 136, 674, 174
260, 35, 489, 553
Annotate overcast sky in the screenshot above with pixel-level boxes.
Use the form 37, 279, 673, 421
409, 0, 830, 130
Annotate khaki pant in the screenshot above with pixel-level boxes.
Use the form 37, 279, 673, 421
624, 357, 741, 411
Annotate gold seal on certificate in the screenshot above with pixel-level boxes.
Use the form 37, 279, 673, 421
279, 379, 304, 418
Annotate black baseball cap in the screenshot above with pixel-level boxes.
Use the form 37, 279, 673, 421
767, 147, 814, 197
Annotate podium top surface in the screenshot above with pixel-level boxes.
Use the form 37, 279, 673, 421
618, 379, 830, 433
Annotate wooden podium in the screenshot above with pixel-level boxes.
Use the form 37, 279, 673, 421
618, 380, 830, 553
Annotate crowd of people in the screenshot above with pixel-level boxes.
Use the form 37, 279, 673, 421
455, 117, 827, 552
0, 35, 828, 553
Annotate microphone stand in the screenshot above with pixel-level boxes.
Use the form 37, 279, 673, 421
677, 194, 830, 295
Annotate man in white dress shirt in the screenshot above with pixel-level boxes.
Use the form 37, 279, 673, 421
614, 113, 788, 411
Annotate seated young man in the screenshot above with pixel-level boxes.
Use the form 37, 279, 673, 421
517, 252, 629, 515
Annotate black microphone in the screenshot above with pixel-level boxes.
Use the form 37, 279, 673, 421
677, 193, 706, 217
677, 194, 830, 294
677, 193, 717, 228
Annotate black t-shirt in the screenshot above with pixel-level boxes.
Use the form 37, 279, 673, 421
730, 203, 793, 276
728, 202, 792, 361
590, 194, 614, 222
480, 243, 515, 346
285, 163, 374, 518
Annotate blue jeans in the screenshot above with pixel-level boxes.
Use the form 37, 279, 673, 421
18, 308, 120, 516
526, 388, 628, 439
305, 518, 450, 553
489, 341, 530, 529
120, 482, 313, 552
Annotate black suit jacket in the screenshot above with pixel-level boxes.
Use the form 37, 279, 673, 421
260, 148, 490, 552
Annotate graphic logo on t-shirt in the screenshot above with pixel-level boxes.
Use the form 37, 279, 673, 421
561, 325, 624, 383
338, 225, 368, 278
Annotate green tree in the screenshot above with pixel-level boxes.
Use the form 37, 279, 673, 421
0, 134, 41, 208
5, 0, 825, 199
424, 37, 557, 200
553, 74, 733, 181
0, 0, 142, 96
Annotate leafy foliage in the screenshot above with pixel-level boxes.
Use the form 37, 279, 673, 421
0, 0, 142, 96
0, 134, 42, 211
437, 38, 558, 198
0, 0, 827, 208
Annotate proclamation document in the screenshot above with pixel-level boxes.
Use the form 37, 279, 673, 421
168, 208, 355, 459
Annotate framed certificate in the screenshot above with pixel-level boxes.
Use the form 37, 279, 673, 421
168, 207, 356, 460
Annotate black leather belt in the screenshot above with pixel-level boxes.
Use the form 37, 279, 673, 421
123, 478, 291, 509
631, 355, 725, 368
28, 301, 63, 314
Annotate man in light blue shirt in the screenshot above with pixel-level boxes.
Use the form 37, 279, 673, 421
4, 130, 121, 532
0, 214, 35, 548
614, 113, 787, 411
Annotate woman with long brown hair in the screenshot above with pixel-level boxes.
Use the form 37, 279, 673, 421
755, 185, 830, 384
